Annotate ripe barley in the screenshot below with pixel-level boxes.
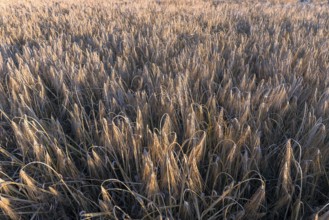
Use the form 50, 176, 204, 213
0, 0, 328, 219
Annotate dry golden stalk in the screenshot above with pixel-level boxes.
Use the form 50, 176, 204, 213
0, 197, 18, 220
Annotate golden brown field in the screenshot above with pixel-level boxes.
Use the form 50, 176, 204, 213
0, 0, 329, 219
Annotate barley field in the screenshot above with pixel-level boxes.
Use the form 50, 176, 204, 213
0, 0, 329, 219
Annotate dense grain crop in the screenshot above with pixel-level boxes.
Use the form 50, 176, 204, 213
0, 0, 329, 219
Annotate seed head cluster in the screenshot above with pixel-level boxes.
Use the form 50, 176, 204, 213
0, 0, 329, 219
